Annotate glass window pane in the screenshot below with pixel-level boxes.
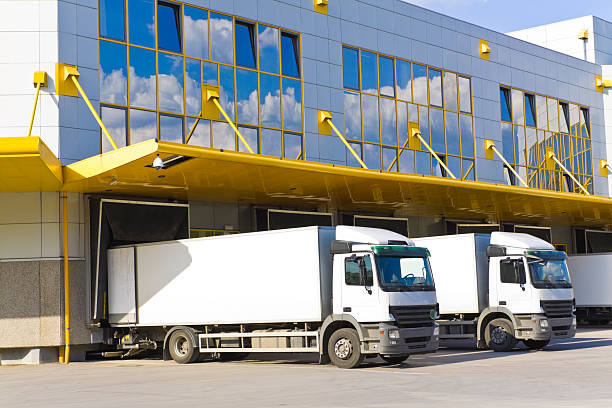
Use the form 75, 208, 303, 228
158, 52, 183, 114
129, 109, 157, 144
380, 98, 396, 146
203, 62, 218, 85
412, 64, 427, 105
100, 41, 127, 105
284, 132, 302, 159
432, 155, 445, 177
157, 1, 181, 53
362, 94, 379, 143
235, 21, 256, 68
259, 25, 279, 74
443, 72, 458, 111
526, 127, 538, 167
212, 121, 235, 150
281, 32, 300, 78
408, 103, 418, 123
261, 128, 282, 156
500, 88, 511, 122
396, 60, 411, 101
399, 148, 414, 174
282, 78, 302, 131
462, 159, 475, 180
445, 111, 459, 155
525, 94, 536, 127
210, 13, 233, 64
186, 118, 210, 147
569, 104, 579, 130
185, 58, 201, 116
342, 47, 359, 90
501, 122, 514, 162
547, 98, 559, 132
238, 126, 259, 153
418, 106, 429, 148
430, 108, 444, 153
360, 51, 377, 94
382, 147, 398, 172
347, 142, 363, 168
559, 102, 570, 133
428, 68, 442, 107
447, 156, 461, 179
219, 65, 235, 120
344, 91, 361, 140
129, 47, 156, 110
536, 95, 547, 129
101, 106, 127, 153
460, 114, 474, 157
100, 0, 125, 41
364, 143, 381, 170
159, 114, 183, 143
259, 73, 281, 128
512, 89, 524, 125
397, 101, 408, 147
379, 56, 394, 97
128, 0, 155, 48
184, 6, 208, 59
514, 125, 526, 165
416, 151, 430, 175
458, 76, 471, 113
236, 68, 258, 125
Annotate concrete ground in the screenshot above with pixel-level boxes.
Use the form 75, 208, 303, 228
1, 328, 612, 408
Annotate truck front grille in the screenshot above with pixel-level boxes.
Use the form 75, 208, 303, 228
389, 305, 435, 328
540, 300, 573, 318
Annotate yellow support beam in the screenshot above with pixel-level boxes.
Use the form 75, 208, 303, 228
318, 110, 368, 169
412, 127, 457, 179
546, 147, 590, 195
600, 160, 611, 177
27, 72, 47, 137
484, 139, 529, 188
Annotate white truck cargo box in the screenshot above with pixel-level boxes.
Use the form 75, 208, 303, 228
568, 253, 612, 307
107, 226, 335, 326
413, 234, 490, 314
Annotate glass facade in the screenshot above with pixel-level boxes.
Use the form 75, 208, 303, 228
98, 1, 303, 158
499, 86, 593, 194
341, 46, 475, 179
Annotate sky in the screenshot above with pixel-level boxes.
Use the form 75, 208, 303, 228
405, 0, 612, 33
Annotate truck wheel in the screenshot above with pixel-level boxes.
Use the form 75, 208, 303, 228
168, 329, 200, 364
328, 328, 364, 369
523, 339, 550, 349
380, 355, 409, 365
484, 318, 517, 352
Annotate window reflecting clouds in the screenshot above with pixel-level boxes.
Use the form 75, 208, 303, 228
428, 69, 442, 107
512, 89, 524, 125
443, 72, 458, 111
236, 68, 258, 125
364, 143, 381, 170
130, 109, 157, 144
445, 111, 459, 155
382, 147, 397, 172
128, 0, 155, 48
158, 52, 184, 114
379, 56, 394, 97
157, 1, 182, 53
259, 74, 281, 128
380, 98, 396, 145
458, 76, 471, 113
399, 148, 414, 174
203, 61, 218, 85
282, 78, 302, 131
184, 6, 208, 59
396, 60, 411, 101
129, 47, 156, 109
185, 58, 201, 116
460, 114, 473, 157
284, 132, 302, 159
342, 47, 359, 90
211, 13, 233, 64
100, 0, 125, 41
186, 118, 210, 147
261, 128, 282, 157
412, 64, 427, 105
397, 101, 408, 147
212, 121, 235, 150
219, 65, 235, 121
259, 25, 279, 74
430, 108, 444, 152
362, 94, 379, 143
416, 151, 430, 175
344, 91, 361, 140
159, 114, 184, 143
347, 142, 363, 168
281, 33, 300, 78
238, 126, 259, 153
360, 51, 377, 94
101, 106, 127, 153
100, 41, 127, 104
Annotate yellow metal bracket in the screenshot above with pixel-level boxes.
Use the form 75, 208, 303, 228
546, 147, 590, 195
600, 160, 611, 177
484, 139, 528, 188
479, 40, 491, 61
314, 0, 328, 14
413, 128, 457, 179
386, 123, 418, 171
595, 75, 611, 92
28, 71, 47, 137
318, 110, 367, 169
578, 29, 589, 40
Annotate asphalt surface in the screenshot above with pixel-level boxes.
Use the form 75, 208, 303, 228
1, 328, 612, 407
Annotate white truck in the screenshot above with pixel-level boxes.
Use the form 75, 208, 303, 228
104, 226, 439, 368
413, 232, 576, 351
568, 253, 612, 325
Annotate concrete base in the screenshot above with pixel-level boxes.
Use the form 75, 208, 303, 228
0, 347, 58, 365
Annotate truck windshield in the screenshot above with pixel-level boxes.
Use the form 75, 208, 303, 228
375, 256, 435, 292
528, 259, 572, 289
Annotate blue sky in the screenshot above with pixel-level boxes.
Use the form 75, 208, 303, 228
406, 0, 612, 32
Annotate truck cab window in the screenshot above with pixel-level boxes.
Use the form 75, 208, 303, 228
500, 259, 526, 284
345, 256, 373, 286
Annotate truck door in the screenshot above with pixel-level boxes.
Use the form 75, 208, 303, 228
341, 254, 381, 322
496, 257, 532, 314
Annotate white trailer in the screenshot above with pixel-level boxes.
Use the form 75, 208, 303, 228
413, 232, 576, 351
106, 226, 439, 368
568, 253, 612, 324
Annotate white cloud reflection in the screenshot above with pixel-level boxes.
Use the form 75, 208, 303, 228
211, 16, 233, 64
184, 14, 208, 59
100, 68, 127, 105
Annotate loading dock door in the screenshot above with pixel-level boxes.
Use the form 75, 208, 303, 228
514, 226, 551, 243
267, 209, 332, 230
89, 199, 189, 322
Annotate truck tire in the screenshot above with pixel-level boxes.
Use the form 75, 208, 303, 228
168, 329, 200, 364
484, 318, 517, 352
522, 339, 550, 349
328, 328, 364, 369
380, 354, 409, 365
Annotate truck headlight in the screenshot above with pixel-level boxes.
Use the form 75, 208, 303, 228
433, 326, 439, 336
388, 329, 400, 339
539, 319, 549, 328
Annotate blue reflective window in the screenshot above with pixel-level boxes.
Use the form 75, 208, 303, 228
210, 13, 233, 64
157, 1, 181, 53
379, 56, 394, 97
184, 6, 208, 59
346, 142, 363, 168
235, 21, 256, 68
416, 151, 430, 175
418, 106, 429, 148
412, 64, 427, 105
428, 69, 442, 107
130, 109, 157, 144
399, 149, 414, 174
284, 132, 302, 159
101, 106, 127, 153
212, 121, 235, 150
259, 25, 279, 74
186, 118, 210, 147
261, 128, 282, 157
447, 156, 461, 179
281, 32, 300, 78
445, 111, 459, 155
159, 114, 184, 143
396, 60, 411, 101
382, 147, 398, 172
364, 143, 381, 170
185, 58, 201, 116
129, 47, 156, 110
462, 159, 475, 180
380, 98, 396, 146
203, 62, 218, 85
500, 87, 512, 122
282, 78, 302, 131
501, 122, 514, 162
100, 0, 125, 41
344, 91, 361, 140
460, 114, 474, 157
129, 0, 155, 48
158, 52, 184, 114
430, 108, 444, 153
362, 94, 379, 143
259, 74, 281, 128
219, 65, 235, 120
99, 41, 127, 104
238, 126, 259, 153
360, 51, 377, 94
236, 68, 258, 125
342, 47, 359, 90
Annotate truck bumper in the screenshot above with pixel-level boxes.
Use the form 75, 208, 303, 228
377, 322, 439, 356
515, 314, 576, 340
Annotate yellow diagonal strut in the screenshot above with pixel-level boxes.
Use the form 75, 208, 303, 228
546, 148, 590, 195
28, 72, 47, 137
484, 139, 529, 188
318, 110, 368, 169
399, 125, 456, 179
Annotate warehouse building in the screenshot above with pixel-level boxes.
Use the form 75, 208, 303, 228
1, 0, 612, 364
